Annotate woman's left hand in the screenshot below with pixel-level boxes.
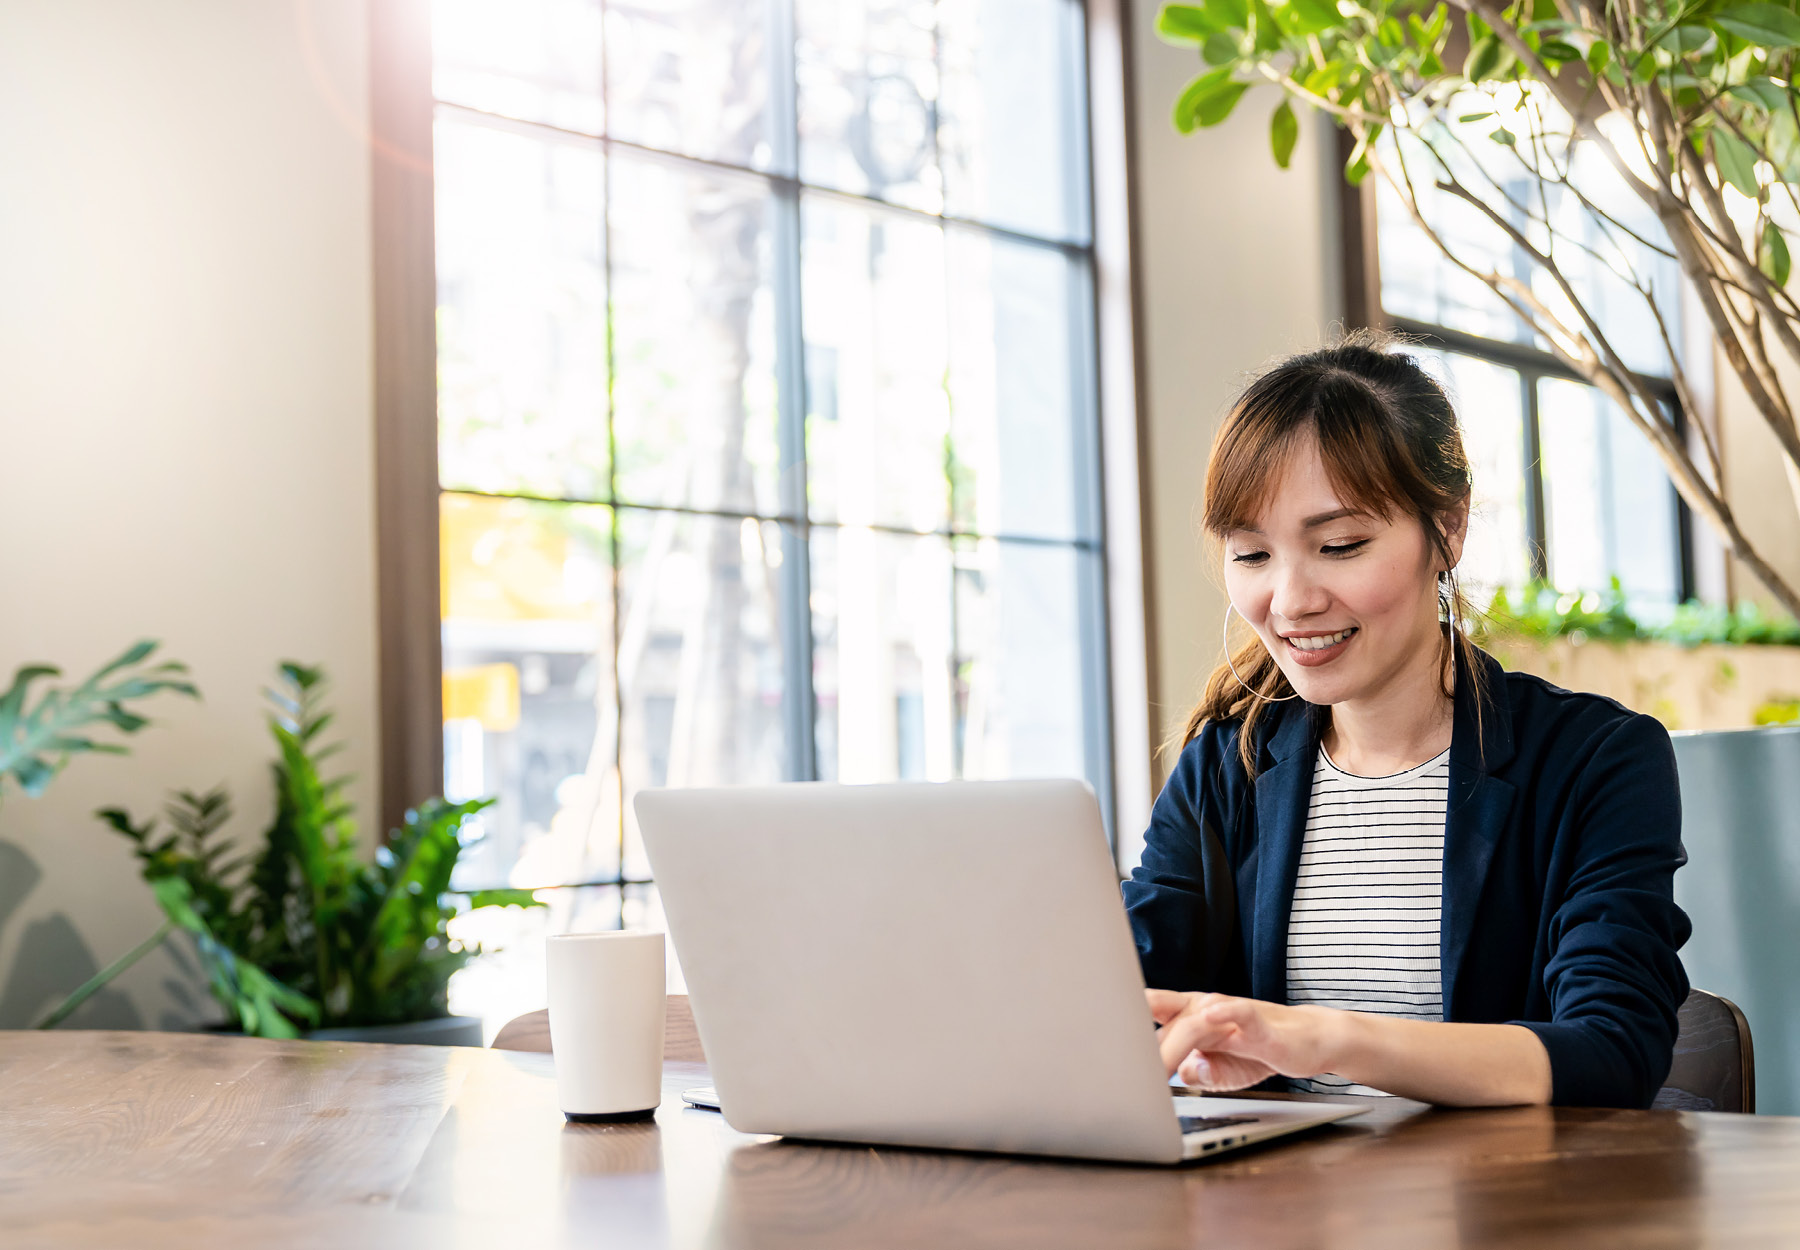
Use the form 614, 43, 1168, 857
1145, 989, 1336, 1091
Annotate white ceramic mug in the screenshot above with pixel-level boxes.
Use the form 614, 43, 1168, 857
546, 931, 667, 1122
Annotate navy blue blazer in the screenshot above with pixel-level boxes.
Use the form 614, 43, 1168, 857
1123, 645, 1691, 1108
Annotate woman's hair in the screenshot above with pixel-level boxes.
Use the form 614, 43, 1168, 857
1181, 328, 1489, 776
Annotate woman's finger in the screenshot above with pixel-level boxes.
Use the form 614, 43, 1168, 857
1178, 1049, 1207, 1086
1144, 988, 1192, 1024
1157, 1010, 1242, 1073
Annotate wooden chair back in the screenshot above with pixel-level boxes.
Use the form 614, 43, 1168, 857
490, 994, 704, 1063
1653, 988, 1755, 1113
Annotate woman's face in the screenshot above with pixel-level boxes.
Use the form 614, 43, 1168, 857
1220, 434, 1464, 708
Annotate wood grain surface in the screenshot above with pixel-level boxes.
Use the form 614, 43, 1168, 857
5, 1030, 1800, 1249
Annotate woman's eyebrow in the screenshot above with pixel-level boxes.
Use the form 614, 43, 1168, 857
1233, 507, 1358, 535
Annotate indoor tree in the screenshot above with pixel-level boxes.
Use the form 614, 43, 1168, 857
1159, 0, 1800, 617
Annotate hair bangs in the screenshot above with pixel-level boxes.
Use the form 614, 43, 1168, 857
1202, 370, 1415, 537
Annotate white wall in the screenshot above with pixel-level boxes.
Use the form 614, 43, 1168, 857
0, 0, 377, 1029
1127, 0, 1339, 811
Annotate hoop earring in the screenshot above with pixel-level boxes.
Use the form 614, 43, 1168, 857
1222, 603, 1300, 702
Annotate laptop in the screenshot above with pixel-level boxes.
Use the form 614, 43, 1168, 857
634, 779, 1366, 1164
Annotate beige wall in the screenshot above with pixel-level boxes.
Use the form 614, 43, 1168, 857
1716, 356, 1800, 616
0, 0, 1346, 1009
1126, 0, 1339, 829
0, 0, 378, 1029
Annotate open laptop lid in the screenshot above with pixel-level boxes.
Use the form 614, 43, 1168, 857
636, 779, 1188, 1163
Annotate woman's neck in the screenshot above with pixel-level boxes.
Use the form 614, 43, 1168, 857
1319, 645, 1456, 777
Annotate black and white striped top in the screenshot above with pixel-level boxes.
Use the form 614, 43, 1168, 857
1285, 744, 1450, 1096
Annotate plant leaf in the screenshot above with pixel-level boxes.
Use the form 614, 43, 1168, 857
462, 888, 546, 910
1287, 0, 1343, 36
1465, 32, 1505, 81
1202, 30, 1241, 63
1728, 78, 1788, 109
1658, 24, 1715, 54
1713, 3, 1800, 47
1344, 122, 1382, 184
1173, 66, 1248, 132
1212, 0, 1248, 27
1761, 223, 1792, 286
1157, 2, 1221, 42
1270, 99, 1299, 168
1714, 129, 1762, 196
1249, 0, 1283, 53
0, 642, 198, 804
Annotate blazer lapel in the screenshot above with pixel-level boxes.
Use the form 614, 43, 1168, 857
1249, 704, 1320, 1004
1440, 763, 1515, 1014
1440, 647, 1518, 1014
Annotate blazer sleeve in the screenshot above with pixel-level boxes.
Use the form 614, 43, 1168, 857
1511, 711, 1692, 1108
1121, 725, 1246, 994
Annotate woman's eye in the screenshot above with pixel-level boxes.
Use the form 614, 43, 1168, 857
1231, 551, 1268, 565
1322, 540, 1368, 556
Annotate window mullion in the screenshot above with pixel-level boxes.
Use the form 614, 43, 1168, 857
770, 0, 814, 782
1523, 368, 1548, 582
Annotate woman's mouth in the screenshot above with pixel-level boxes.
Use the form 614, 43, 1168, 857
1283, 626, 1358, 666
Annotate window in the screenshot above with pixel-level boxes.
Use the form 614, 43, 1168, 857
1370, 118, 1690, 615
428, 0, 1109, 1033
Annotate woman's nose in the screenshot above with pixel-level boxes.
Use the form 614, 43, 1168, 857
1269, 565, 1330, 622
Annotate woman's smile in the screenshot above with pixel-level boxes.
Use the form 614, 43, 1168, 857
1281, 625, 1359, 664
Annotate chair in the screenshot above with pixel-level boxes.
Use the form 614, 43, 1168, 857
491, 993, 705, 1063
1652, 988, 1755, 1113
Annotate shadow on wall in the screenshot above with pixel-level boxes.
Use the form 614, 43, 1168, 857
1672, 726, 1800, 1116
0, 839, 143, 1030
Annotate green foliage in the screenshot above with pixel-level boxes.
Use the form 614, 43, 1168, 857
1761, 222, 1792, 284
1660, 597, 1800, 646
1271, 98, 1300, 167
1480, 577, 1800, 648
1152, 0, 1800, 621
0, 641, 197, 806
1151, 0, 1800, 226
65, 662, 538, 1037
1754, 696, 1800, 722
1481, 578, 1645, 644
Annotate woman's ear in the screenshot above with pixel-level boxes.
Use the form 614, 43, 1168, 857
1440, 492, 1471, 571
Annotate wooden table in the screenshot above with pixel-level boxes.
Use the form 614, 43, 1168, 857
5, 1032, 1800, 1249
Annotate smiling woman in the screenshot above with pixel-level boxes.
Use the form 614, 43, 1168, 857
1123, 331, 1691, 1109
1186, 329, 1488, 779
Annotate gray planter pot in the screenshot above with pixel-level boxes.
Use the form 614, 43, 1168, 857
306, 1014, 484, 1047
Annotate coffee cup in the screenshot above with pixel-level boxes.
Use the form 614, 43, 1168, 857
546, 931, 666, 1122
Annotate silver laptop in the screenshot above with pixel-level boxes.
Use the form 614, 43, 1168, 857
635, 779, 1365, 1164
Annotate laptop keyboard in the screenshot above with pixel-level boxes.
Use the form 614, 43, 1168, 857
1178, 1114, 1260, 1135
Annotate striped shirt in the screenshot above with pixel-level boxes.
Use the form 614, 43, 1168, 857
1285, 743, 1450, 1096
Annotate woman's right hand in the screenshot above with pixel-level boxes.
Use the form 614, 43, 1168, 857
1146, 989, 1321, 1091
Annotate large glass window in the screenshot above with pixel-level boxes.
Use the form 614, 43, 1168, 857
1375, 119, 1688, 615
431, 0, 1107, 1034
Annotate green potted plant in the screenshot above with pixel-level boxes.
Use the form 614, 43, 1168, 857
39, 661, 539, 1042
1, 641, 198, 807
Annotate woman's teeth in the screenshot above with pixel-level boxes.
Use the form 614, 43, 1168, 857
1287, 627, 1357, 652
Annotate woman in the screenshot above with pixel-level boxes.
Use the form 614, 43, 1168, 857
1126, 332, 1690, 1108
